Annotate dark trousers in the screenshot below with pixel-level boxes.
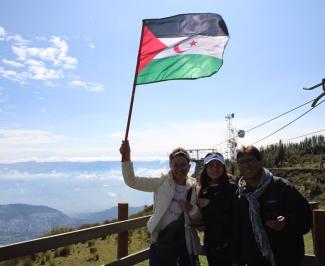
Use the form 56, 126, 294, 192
239, 259, 302, 266
275, 261, 302, 266
206, 246, 232, 266
239, 256, 270, 266
149, 243, 190, 266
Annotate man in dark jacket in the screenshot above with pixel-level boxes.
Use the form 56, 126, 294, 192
234, 145, 312, 266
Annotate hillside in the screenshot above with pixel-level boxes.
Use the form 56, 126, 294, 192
0, 206, 154, 266
72, 206, 144, 224
0, 204, 74, 246
0, 204, 145, 246
270, 168, 325, 205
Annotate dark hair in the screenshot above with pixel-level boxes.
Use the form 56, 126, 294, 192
169, 147, 190, 165
199, 153, 229, 194
236, 145, 261, 161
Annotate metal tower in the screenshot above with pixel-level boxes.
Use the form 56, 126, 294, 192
225, 113, 237, 161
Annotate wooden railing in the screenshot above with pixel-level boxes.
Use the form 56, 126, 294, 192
0, 214, 151, 265
0, 204, 324, 266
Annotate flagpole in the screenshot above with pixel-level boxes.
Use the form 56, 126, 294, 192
124, 22, 145, 141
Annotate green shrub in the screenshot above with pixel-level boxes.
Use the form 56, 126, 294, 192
54, 246, 71, 257
45, 226, 75, 236
87, 240, 96, 247
89, 247, 97, 254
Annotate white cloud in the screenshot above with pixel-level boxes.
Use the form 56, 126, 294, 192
109, 120, 229, 160
0, 32, 102, 91
25, 59, 45, 67
35, 36, 47, 41
89, 43, 95, 48
50, 36, 78, 69
28, 64, 63, 80
0, 26, 6, 40
0, 128, 66, 146
69, 79, 84, 87
2, 59, 24, 68
50, 36, 67, 53
107, 192, 117, 197
11, 46, 28, 60
69, 79, 104, 92
0, 117, 319, 163
109, 118, 320, 160
32, 47, 58, 61
0, 169, 69, 181
12, 40, 78, 69
6, 58, 63, 81
0, 67, 27, 84
0, 166, 167, 182
0, 145, 117, 163
6, 34, 29, 45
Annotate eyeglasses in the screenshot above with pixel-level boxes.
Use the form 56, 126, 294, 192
237, 157, 257, 166
171, 163, 189, 169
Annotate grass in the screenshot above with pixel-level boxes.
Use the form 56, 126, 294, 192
133, 231, 315, 266
304, 231, 314, 255
0, 222, 316, 265
135, 256, 209, 266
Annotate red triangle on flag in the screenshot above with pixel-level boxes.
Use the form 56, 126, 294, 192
136, 26, 167, 74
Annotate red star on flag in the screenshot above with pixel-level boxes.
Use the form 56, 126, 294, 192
189, 40, 197, 47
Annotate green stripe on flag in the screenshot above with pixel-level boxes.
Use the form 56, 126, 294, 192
136, 54, 223, 85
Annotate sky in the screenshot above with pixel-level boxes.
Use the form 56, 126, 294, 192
1, 0, 325, 163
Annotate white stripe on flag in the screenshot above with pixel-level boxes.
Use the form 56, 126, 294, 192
155, 35, 229, 59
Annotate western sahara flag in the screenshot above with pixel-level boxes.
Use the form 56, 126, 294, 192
135, 13, 229, 85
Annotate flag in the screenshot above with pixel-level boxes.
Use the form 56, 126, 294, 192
135, 13, 229, 85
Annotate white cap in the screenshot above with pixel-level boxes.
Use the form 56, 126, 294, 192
203, 153, 225, 165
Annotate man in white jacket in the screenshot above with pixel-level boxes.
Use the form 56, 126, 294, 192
120, 140, 201, 266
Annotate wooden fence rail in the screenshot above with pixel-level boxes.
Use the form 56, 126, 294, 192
0, 215, 151, 263
0, 204, 323, 266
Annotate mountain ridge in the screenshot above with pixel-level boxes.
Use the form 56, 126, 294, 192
0, 203, 145, 246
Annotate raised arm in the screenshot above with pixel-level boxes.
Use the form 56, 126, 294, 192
120, 140, 131, 162
119, 140, 165, 192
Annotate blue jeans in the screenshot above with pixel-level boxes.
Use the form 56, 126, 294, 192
149, 243, 190, 266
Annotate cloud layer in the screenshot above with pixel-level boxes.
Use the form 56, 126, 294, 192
0, 26, 103, 92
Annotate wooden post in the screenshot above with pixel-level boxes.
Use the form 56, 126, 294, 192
117, 203, 128, 259
309, 201, 319, 211
313, 209, 325, 266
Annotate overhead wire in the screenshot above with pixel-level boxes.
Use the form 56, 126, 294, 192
209, 139, 228, 149
253, 98, 325, 145
209, 98, 316, 149
282, 129, 325, 142
245, 99, 314, 133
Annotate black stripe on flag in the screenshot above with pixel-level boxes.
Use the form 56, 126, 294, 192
143, 13, 229, 38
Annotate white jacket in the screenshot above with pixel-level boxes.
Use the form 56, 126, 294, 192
122, 161, 200, 241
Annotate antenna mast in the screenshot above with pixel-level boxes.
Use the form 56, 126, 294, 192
225, 113, 237, 161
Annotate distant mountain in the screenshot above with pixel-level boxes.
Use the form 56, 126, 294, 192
0, 204, 67, 220
0, 203, 147, 246
0, 160, 168, 214
0, 204, 75, 245
72, 205, 145, 224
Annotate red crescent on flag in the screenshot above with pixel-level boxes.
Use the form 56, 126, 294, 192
173, 44, 184, 54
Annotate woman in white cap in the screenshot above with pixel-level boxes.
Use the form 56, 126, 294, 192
197, 152, 238, 266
